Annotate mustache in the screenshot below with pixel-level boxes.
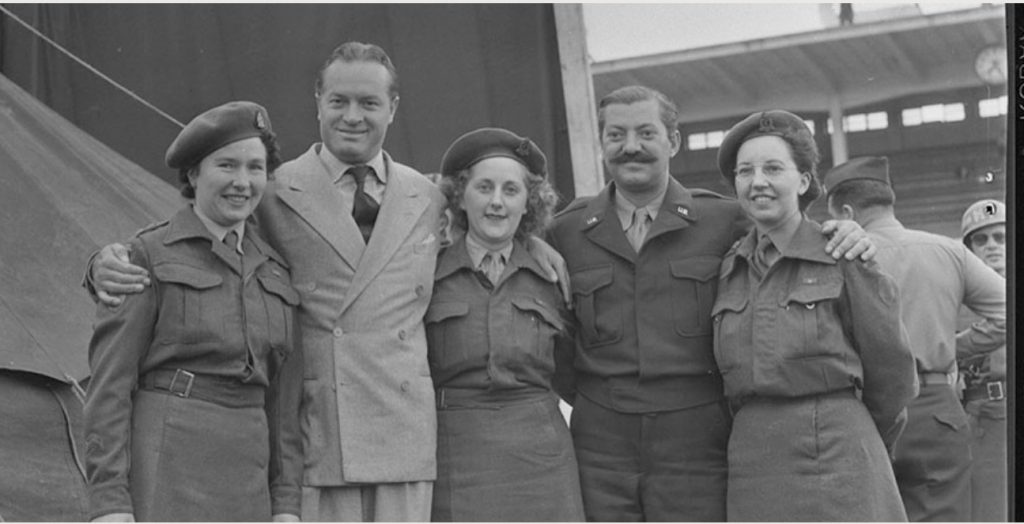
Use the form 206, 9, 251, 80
609, 151, 658, 164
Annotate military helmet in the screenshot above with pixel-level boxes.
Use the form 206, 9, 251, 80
960, 199, 1005, 243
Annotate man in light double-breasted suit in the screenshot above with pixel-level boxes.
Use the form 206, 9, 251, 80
255, 42, 446, 521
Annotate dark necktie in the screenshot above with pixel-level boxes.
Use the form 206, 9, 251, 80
347, 165, 380, 243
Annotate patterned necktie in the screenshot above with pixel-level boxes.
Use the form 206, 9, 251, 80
480, 252, 505, 286
347, 165, 380, 243
626, 207, 652, 252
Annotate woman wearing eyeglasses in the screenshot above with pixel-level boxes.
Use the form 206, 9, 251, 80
711, 110, 916, 521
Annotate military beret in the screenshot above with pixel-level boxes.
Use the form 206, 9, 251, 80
440, 127, 546, 177
822, 156, 891, 192
166, 101, 272, 169
717, 110, 813, 184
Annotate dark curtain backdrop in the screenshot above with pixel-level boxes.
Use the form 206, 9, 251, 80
0, 3, 576, 201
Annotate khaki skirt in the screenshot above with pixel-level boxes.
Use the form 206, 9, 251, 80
432, 392, 584, 522
727, 390, 907, 522
129, 389, 271, 521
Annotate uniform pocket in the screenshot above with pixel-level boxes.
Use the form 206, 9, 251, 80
510, 295, 563, 359
711, 292, 748, 372
669, 255, 721, 336
424, 301, 470, 369
257, 271, 301, 355
152, 263, 224, 344
571, 265, 619, 347
778, 279, 843, 359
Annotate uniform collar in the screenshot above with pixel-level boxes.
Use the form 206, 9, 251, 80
435, 235, 553, 283
191, 204, 245, 252
317, 144, 387, 185
464, 234, 513, 270
161, 206, 286, 267
581, 177, 699, 232
725, 216, 835, 277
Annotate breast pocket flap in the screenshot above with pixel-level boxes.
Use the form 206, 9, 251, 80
669, 255, 720, 282
511, 295, 564, 331
783, 280, 843, 307
572, 265, 613, 295
153, 263, 223, 289
425, 301, 469, 324
257, 275, 301, 305
711, 293, 748, 316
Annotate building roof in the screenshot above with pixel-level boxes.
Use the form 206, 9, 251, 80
592, 6, 1006, 122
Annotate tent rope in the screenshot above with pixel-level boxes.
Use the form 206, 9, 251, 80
0, 5, 185, 128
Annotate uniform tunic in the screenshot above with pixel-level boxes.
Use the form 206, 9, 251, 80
425, 237, 584, 522
712, 217, 916, 522
84, 206, 303, 521
546, 179, 746, 521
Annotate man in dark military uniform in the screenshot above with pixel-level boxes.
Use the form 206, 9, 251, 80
547, 86, 873, 521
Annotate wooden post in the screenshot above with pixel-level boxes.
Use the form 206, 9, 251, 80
553, 4, 604, 198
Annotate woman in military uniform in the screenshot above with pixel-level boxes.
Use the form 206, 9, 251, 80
425, 128, 584, 521
711, 110, 916, 521
84, 102, 303, 522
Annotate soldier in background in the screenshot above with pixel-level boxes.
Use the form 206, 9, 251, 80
958, 199, 1007, 522
823, 157, 1006, 522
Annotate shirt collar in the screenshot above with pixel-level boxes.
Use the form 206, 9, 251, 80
190, 204, 245, 252
614, 186, 665, 231
317, 144, 387, 185
464, 233, 513, 269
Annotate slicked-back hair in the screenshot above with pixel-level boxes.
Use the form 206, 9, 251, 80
314, 41, 399, 99
826, 179, 896, 214
597, 85, 679, 136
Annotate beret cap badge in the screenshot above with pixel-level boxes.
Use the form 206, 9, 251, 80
758, 114, 775, 133
254, 111, 267, 131
515, 139, 531, 159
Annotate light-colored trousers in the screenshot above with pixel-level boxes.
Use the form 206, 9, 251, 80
301, 482, 433, 522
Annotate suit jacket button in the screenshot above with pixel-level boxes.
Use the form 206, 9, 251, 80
415, 285, 425, 296
333, 328, 344, 337
400, 381, 410, 392
398, 329, 407, 340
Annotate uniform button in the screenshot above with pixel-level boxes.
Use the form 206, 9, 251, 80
333, 327, 344, 337
400, 381, 410, 392
415, 285, 425, 296
399, 330, 407, 340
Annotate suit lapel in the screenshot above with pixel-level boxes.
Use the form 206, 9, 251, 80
340, 155, 429, 315
275, 148, 364, 270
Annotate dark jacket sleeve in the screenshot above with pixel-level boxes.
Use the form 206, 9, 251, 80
839, 258, 917, 452
83, 238, 156, 520
267, 307, 305, 516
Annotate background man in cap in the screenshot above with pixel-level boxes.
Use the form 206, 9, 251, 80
87, 41, 567, 522
546, 86, 873, 521
957, 198, 1007, 522
824, 156, 1006, 522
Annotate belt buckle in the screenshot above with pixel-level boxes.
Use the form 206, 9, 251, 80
169, 369, 195, 398
986, 381, 1004, 401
